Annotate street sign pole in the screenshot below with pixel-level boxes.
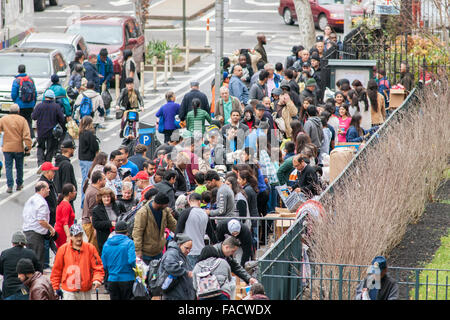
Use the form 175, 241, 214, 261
214, 0, 224, 108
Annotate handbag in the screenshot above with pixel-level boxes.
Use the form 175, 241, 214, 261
101, 90, 112, 110
52, 123, 64, 139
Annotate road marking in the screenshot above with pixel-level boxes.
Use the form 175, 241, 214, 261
244, 0, 279, 6
42, 9, 134, 14
229, 9, 277, 13
109, 0, 132, 6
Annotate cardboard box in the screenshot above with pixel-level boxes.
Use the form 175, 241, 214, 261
389, 89, 405, 109
275, 207, 297, 217
275, 219, 295, 240
335, 142, 361, 151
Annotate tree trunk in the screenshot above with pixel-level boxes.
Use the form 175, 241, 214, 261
293, 0, 316, 50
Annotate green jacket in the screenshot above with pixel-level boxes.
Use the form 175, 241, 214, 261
277, 156, 294, 185
186, 109, 212, 134
45, 84, 71, 116
132, 202, 177, 257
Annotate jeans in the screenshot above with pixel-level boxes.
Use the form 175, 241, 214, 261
44, 239, 50, 269
187, 255, 199, 270
3, 292, 29, 300
4, 152, 24, 188
163, 129, 175, 143
19, 108, 35, 139
79, 160, 92, 209
108, 281, 134, 300
37, 136, 59, 166
142, 253, 162, 265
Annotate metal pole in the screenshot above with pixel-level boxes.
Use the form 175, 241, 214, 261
183, 0, 186, 47
168, 49, 174, 80
205, 18, 210, 48
163, 50, 168, 86
184, 39, 190, 74
140, 61, 145, 96
214, 0, 224, 107
152, 55, 158, 93
115, 74, 120, 106
343, 0, 352, 37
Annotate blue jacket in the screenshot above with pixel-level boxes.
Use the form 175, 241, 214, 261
31, 100, 65, 138
101, 234, 136, 282
97, 55, 114, 88
346, 126, 377, 142
83, 61, 101, 92
11, 73, 38, 109
156, 101, 180, 131
45, 84, 71, 116
229, 75, 249, 105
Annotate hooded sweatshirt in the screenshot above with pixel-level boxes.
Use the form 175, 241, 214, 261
101, 234, 136, 282
303, 116, 324, 149
74, 89, 105, 125
192, 257, 233, 297
242, 106, 256, 130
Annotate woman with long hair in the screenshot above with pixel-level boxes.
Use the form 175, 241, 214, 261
54, 183, 77, 248
346, 112, 378, 142
337, 104, 352, 143
290, 119, 304, 142
186, 98, 212, 134
367, 79, 386, 127
225, 176, 251, 229
237, 169, 259, 245
120, 49, 140, 90
334, 91, 346, 116
92, 187, 126, 254
87, 152, 108, 183
295, 132, 312, 154
79, 116, 99, 205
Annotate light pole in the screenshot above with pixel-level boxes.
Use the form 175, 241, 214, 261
214, 0, 224, 107
183, 0, 186, 47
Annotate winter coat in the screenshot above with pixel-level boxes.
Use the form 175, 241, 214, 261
117, 88, 144, 111
277, 155, 294, 185
159, 241, 196, 300
0, 113, 32, 153
274, 100, 298, 138
156, 101, 180, 131
11, 73, 37, 109
50, 241, 104, 292
73, 89, 105, 125
0, 246, 41, 299
92, 202, 126, 254
78, 130, 99, 161
101, 234, 136, 282
229, 75, 249, 105
179, 89, 210, 121
216, 221, 253, 267
132, 201, 177, 257
214, 96, 242, 124
213, 243, 251, 284
355, 274, 399, 300
300, 88, 318, 106
370, 92, 386, 125
24, 271, 58, 300
186, 109, 212, 134
31, 100, 65, 138
46, 84, 71, 116
303, 116, 324, 149
346, 126, 365, 143
96, 55, 114, 87
291, 164, 320, 197
192, 257, 233, 297
243, 184, 259, 229
120, 57, 140, 89
83, 61, 101, 92
54, 154, 77, 194
400, 72, 415, 92
254, 43, 267, 64
241, 105, 256, 130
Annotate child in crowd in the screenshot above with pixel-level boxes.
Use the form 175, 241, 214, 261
194, 172, 207, 195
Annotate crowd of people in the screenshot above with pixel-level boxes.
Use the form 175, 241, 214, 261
0, 27, 426, 301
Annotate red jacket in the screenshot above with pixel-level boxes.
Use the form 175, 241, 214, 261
50, 241, 104, 292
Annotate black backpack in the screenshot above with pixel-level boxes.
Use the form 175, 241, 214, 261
117, 202, 144, 239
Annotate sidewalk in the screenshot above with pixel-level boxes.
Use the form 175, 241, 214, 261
148, 0, 214, 20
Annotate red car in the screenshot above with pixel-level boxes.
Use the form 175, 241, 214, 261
65, 15, 145, 75
278, 0, 365, 31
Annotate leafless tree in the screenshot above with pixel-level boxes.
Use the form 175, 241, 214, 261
293, 0, 317, 50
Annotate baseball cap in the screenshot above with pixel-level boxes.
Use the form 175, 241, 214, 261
227, 219, 241, 234
256, 103, 266, 111
132, 170, 150, 181
371, 256, 387, 270
190, 81, 200, 87
16, 258, 35, 275
302, 61, 311, 68
41, 162, 59, 171
12, 231, 27, 245
69, 224, 84, 236
271, 88, 283, 96
44, 90, 55, 99
61, 139, 76, 149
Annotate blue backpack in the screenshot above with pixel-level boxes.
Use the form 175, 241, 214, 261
79, 94, 93, 118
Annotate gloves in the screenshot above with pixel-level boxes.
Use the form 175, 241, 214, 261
56, 289, 63, 299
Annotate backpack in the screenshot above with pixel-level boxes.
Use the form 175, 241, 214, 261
17, 76, 36, 103
195, 259, 223, 299
79, 94, 93, 118
146, 258, 163, 297
117, 202, 143, 239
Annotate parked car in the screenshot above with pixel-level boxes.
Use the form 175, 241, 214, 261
19, 32, 89, 65
65, 15, 145, 76
34, 0, 58, 12
278, 0, 365, 30
0, 47, 69, 115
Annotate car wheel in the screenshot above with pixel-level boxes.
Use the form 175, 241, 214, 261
34, 0, 46, 11
318, 14, 328, 31
283, 8, 294, 25
49, 0, 58, 6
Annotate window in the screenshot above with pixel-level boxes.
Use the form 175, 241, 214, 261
125, 21, 138, 42
53, 53, 67, 73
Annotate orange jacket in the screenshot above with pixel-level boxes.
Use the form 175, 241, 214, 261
50, 241, 105, 292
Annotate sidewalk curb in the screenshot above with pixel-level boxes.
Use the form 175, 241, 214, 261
147, 2, 214, 21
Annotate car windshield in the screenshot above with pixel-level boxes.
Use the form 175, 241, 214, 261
0, 56, 51, 77
66, 24, 123, 45
20, 43, 74, 62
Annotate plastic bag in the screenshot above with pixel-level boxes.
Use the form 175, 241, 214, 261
132, 277, 150, 300
66, 120, 79, 140
324, 87, 335, 101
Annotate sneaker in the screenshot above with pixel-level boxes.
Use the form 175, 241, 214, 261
6, 187, 13, 193
32, 138, 37, 148
16, 185, 23, 191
